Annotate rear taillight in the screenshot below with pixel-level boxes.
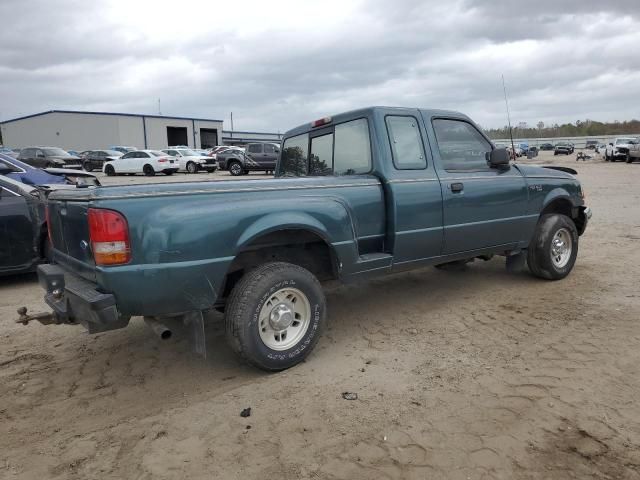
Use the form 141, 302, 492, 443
158, 157, 168, 163
88, 208, 131, 265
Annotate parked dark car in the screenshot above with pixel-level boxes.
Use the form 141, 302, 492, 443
554, 143, 573, 155
0, 176, 49, 276
585, 140, 599, 150
81, 150, 123, 172
0, 153, 100, 187
18, 147, 82, 169
539, 143, 554, 151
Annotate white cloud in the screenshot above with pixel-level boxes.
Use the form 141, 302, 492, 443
1, 0, 639, 132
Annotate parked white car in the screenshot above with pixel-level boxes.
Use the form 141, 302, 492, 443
161, 148, 218, 173
605, 138, 636, 162
103, 150, 179, 176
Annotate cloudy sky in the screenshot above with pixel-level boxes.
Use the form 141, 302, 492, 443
1, 0, 639, 132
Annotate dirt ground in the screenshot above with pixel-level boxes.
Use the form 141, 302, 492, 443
1, 151, 639, 479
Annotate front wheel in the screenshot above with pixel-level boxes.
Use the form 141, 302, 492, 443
527, 214, 578, 280
625, 153, 632, 164
104, 165, 116, 176
186, 161, 198, 173
228, 161, 243, 176
225, 262, 326, 371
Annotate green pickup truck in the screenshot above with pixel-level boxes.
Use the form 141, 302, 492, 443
25, 107, 591, 371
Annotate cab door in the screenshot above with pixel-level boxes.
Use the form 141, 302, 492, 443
382, 112, 444, 265
427, 116, 529, 254
262, 143, 279, 170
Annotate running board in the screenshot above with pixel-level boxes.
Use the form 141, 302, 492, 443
356, 253, 393, 270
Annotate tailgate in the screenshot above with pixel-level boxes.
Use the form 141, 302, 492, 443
48, 199, 97, 281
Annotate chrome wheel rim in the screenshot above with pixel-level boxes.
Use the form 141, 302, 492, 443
230, 163, 241, 175
550, 228, 572, 268
258, 287, 311, 351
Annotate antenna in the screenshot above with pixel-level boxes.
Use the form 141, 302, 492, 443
502, 74, 516, 158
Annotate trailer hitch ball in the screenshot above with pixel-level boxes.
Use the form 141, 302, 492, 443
16, 306, 58, 326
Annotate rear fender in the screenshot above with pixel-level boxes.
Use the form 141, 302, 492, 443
235, 197, 360, 270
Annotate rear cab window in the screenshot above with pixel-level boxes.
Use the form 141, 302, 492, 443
279, 118, 372, 177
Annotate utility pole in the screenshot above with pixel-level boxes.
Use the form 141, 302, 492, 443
230, 112, 234, 134
158, 98, 162, 116
502, 75, 516, 157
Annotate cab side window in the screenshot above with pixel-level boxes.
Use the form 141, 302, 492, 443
264, 144, 276, 154
432, 119, 492, 171
386, 115, 426, 169
248, 144, 262, 154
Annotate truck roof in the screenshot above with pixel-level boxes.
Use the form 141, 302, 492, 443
283, 106, 468, 138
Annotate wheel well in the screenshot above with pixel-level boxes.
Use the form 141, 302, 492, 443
541, 198, 586, 234
220, 229, 338, 302
541, 198, 573, 219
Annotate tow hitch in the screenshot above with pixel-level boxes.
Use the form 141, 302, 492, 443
16, 306, 61, 326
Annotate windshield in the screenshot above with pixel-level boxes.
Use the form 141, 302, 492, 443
43, 147, 71, 156
177, 149, 197, 156
149, 150, 166, 156
616, 138, 633, 145
105, 150, 122, 156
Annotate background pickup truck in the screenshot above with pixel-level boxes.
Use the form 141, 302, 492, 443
29, 107, 591, 371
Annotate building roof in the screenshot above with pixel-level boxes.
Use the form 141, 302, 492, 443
0, 109, 224, 124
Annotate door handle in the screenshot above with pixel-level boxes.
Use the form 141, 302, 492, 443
450, 182, 464, 193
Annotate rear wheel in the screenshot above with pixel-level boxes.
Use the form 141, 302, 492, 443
527, 214, 578, 280
83, 161, 93, 172
186, 161, 198, 173
104, 165, 116, 176
625, 153, 632, 163
229, 161, 243, 176
143, 164, 155, 176
46, 162, 56, 168
225, 262, 326, 371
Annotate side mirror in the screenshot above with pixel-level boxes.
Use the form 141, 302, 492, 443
488, 148, 510, 168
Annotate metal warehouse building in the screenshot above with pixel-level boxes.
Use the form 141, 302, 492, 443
0, 110, 226, 151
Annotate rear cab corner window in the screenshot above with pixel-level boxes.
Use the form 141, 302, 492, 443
280, 133, 309, 176
333, 118, 372, 176
385, 115, 427, 170
432, 118, 493, 172
279, 117, 372, 177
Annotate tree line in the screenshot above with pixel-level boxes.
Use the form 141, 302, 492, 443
484, 119, 640, 139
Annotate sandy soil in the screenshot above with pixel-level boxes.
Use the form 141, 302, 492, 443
1, 151, 639, 479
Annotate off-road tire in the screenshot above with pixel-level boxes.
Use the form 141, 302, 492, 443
225, 262, 326, 371
527, 214, 578, 280
104, 165, 116, 176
